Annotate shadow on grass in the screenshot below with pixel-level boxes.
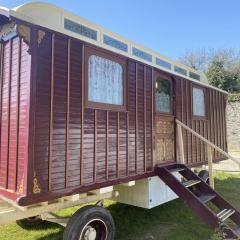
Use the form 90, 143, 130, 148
33, 200, 212, 240
214, 172, 240, 209
33, 172, 240, 240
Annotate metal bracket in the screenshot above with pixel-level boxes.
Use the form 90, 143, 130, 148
40, 212, 69, 227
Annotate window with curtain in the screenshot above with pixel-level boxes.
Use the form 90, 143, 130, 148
193, 87, 206, 117
88, 55, 123, 106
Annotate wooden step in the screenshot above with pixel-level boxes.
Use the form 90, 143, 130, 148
183, 179, 201, 188
198, 193, 216, 203
233, 227, 240, 236
217, 209, 235, 222
169, 167, 186, 173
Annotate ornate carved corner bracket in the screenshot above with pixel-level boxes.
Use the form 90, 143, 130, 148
38, 30, 46, 47
17, 24, 31, 46
0, 21, 17, 42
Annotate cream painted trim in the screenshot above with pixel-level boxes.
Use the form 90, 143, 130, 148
0, 191, 116, 225
1, 2, 227, 94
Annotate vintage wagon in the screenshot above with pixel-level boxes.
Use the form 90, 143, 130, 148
0, 2, 240, 239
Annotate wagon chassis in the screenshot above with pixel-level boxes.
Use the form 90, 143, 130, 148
0, 186, 118, 226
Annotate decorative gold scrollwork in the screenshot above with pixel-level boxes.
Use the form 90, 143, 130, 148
18, 176, 24, 194
33, 177, 41, 194
38, 30, 46, 47
17, 24, 31, 45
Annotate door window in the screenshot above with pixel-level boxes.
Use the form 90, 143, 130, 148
156, 78, 171, 113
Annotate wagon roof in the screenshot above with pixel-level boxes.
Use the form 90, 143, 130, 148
0, 2, 227, 94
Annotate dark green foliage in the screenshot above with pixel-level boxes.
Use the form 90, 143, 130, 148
228, 93, 240, 102
179, 48, 240, 93
207, 60, 240, 92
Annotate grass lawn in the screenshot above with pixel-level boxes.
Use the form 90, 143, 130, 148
0, 172, 239, 240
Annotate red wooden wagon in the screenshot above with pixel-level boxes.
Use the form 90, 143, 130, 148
0, 2, 240, 239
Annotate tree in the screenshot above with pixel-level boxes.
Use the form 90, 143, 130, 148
179, 48, 240, 92
179, 48, 208, 72
206, 60, 239, 92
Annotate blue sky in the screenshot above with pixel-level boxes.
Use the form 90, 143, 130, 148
1, 0, 240, 60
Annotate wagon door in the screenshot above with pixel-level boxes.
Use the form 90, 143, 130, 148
154, 73, 175, 165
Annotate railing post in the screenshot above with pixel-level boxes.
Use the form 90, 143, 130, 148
207, 145, 214, 189
177, 124, 185, 164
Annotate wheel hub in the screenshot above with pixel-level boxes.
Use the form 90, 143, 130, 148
83, 226, 97, 240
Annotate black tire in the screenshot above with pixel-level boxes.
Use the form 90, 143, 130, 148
63, 205, 115, 240
16, 216, 45, 228
198, 170, 209, 184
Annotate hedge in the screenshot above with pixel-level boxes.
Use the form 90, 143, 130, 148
228, 93, 240, 102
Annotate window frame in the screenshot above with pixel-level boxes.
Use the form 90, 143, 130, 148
192, 85, 207, 120
85, 45, 127, 111
154, 72, 173, 116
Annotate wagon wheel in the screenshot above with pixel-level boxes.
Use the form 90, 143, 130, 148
63, 205, 115, 240
16, 216, 45, 228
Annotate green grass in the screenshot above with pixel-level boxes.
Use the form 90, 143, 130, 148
0, 172, 240, 240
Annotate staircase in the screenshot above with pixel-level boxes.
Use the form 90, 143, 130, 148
156, 164, 240, 239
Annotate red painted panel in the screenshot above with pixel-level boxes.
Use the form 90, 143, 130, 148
34, 31, 52, 193
8, 37, 19, 191
0, 36, 30, 195
17, 39, 31, 194
0, 40, 11, 188
51, 35, 68, 192
67, 40, 82, 188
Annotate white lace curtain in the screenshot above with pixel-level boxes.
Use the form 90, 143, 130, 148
193, 87, 205, 116
88, 55, 123, 105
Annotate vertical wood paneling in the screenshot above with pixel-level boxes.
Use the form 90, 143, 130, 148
51, 35, 68, 191
6, 39, 12, 189
135, 63, 138, 174
177, 79, 228, 165
137, 64, 144, 173
94, 110, 97, 182
146, 66, 153, 171
126, 111, 129, 175
0, 40, 11, 188
96, 110, 106, 182
17, 39, 31, 193
67, 40, 82, 188
80, 44, 84, 185
128, 61, 136, 174
83, 108, 94, 183
14, 38, 21, 191
48, 34, 55, 191
34, 32, 52, 193
119, 111, 127, 177
65, 39, 71, 188
151, 69, 154, 169
0, 42, 3, 187
106, 111, 109, 180
116, 112, 119, 177
8, 37, 19, 191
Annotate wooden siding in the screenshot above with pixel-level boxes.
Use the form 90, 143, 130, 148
0, 23, 227, 205
0, 37, 31, 194
32, 29, 153, 196
175, 76, 227, 165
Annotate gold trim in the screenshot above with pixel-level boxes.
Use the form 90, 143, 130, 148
37, 30, 46, 47
33, 177, 41, 194
18, 176, 24, 194
17, 24, 31, 45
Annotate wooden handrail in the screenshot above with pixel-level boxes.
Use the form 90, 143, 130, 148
176, 119, 240, 165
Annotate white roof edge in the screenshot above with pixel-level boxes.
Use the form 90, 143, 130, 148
2, 2, 227, 94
